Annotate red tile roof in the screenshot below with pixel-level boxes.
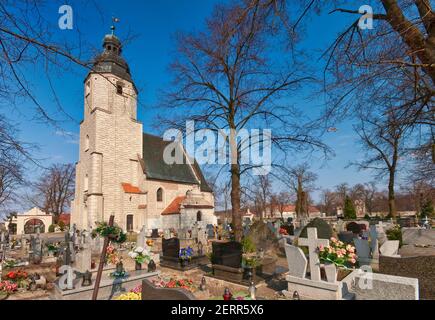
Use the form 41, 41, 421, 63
58, 214, 71, 225
161, 196, 186, 216
121, 183, 144, 194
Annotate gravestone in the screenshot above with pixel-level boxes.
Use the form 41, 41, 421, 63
354, 239, 371, 266
137, 226, 146, 248
346, 222, 362, 235
345, 270, 419, 300
141, 279, 196, 300
212, 241, 242, 268
211, 241, 245, 283
299, 218, 333, 240
284, 244, 307, 278
298, 228, 329, 282
380, 255, 434, 299
162, 238, 180, 258
74, 244, 92, 273
380, 240, 400, 257
338, 231, 354, 245
402, 228, 435, 246
283, 228, 354, 300
369, 225, 379, 259
161, 237, 203, 271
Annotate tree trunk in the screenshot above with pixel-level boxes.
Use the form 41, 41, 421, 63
388, 171, 397, 218
231, 163, 242, 242
295, 177, 303, 218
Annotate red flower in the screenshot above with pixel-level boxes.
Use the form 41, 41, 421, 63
6, 272, 16, 280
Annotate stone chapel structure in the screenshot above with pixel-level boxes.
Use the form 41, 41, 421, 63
70, 33, 216, 233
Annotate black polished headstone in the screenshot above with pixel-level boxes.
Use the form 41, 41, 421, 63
162, 238, 180, 258
151, 229, 159, 238
212, 241, 242, 269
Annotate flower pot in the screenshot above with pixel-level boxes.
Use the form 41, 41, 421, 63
135, 261, 142, 271
180, 259, 188, 268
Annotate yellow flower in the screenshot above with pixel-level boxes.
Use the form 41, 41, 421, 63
115, 292, 141, 300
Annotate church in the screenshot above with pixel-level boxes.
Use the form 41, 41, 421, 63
70, 32, 216, 233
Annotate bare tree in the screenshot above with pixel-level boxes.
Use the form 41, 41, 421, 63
252, 175, 272, 220
277, 163, 317, 219
319, 188, 337, 216
322, 1, 435, 162
363, 182, 377, 216
352, 109, 411, 217
161, 1, 328, 241
334, 183, 349, 208
0, 115, 28, 215
30, 163, 75, 223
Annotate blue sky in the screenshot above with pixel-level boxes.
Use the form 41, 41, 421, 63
4, 0, 399, 203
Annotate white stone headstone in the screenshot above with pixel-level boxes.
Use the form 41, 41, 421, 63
298, 228, 329, 282
380, 240, 400, 257
137, 226, 146, 248
74, 244, 92, 273
284, 244, 307, 278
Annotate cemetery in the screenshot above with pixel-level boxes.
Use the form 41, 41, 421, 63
0, 0, 434, 304
1, 211, 434, 301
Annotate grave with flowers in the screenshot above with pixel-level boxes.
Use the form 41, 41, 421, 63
53, 216, 160, 300
160, 237, 205, 271
282, 226, 420, 300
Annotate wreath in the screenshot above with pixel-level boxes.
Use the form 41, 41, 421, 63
91, 222, 127, 244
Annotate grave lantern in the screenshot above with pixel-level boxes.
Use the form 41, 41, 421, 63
147, 259, 156, 273
199, 276, 207, 291
248, 281, 256, 300
293, 291, 300, 300
223, 288, 232, 301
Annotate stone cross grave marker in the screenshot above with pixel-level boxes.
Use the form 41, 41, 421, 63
298, 228, 329, 282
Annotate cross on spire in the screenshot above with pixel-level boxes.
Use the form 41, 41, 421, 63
111, 17, 120, 35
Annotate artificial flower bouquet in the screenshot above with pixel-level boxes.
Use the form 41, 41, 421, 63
152, 276, 196, 292
92, 221, 127, 244
179, 246, 194, 262
105, 244, 121, 265
128, 246, 151, 264
318, 237, 358, 269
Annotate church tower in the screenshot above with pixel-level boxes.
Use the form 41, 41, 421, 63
71, 32, 144, 230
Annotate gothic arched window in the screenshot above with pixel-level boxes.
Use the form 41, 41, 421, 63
157, 188, 163, 202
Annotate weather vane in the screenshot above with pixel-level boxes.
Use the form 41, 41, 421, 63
111, 17, 120, 35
